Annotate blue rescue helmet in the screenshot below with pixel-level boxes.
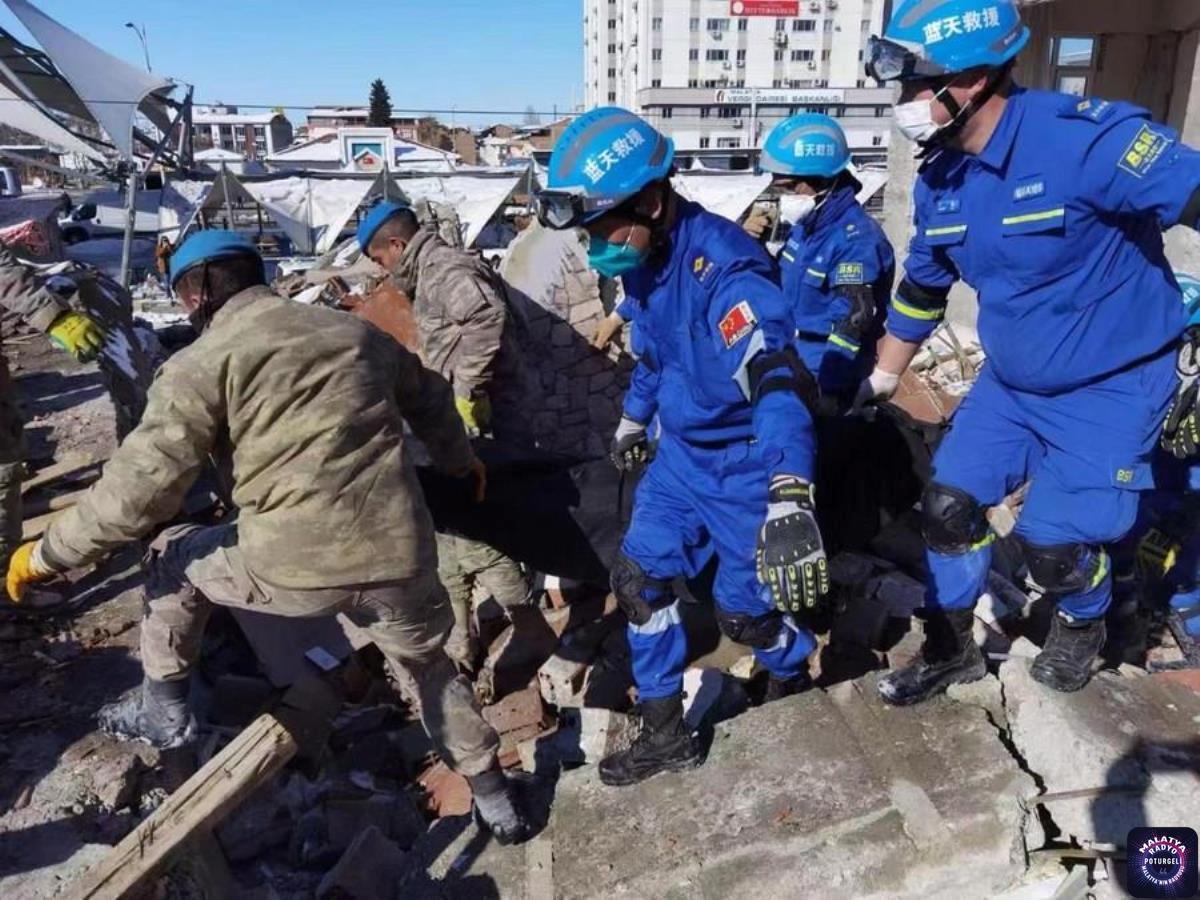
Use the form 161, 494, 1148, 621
760, 114, 851, 179
1176, 271, 1200, 326
866, 0, 1029, 83
534, 106, 674, 230
357, 200, 411, 250
169, 230, 262, 288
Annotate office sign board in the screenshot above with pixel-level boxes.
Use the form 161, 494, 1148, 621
730, 1, 799, 16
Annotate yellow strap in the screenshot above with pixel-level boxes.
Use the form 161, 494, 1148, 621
805, 267, 826, 279
925, 223, 968, 237
1001, 207, 1066, 227
828, 334, 860, 353
1089, 550, 1110, 591
891, 297, 946, 322
781, 251, 795, 262
970, 532, 997, 553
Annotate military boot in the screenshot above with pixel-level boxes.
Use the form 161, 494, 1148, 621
98, 677, 197, 749
598, 695, 701, 787
469, 768, 532, 846
1031, 609, 1106, 692
878, 608, 986, 706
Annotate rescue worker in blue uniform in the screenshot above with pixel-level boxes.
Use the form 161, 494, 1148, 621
759, 114, 896, 413
534, 108, 830, 786
861, 0, 1200, 701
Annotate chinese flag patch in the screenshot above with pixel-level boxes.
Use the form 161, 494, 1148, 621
719, 300, 758, 348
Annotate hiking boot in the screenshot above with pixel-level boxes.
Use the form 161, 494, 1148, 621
469, 768, 532, 846
878, 608, 986, 706
598, 695, 701, 787
1031, 610, 1106, 692
763, 669, 813, 703
98, 677, 197, 749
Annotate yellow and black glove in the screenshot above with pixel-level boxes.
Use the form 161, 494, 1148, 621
756, 476, 830, 613
48, 310, 107, 362
455, 393, 492, 438
1161, 328, 1200, 460
7, 540, 56, 603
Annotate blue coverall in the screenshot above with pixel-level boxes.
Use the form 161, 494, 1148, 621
619, 198, 818, 699
779, 183, 896, 407
890, 88, 1200, 621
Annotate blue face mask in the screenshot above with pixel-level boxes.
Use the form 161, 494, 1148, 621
587, 235, 649, 278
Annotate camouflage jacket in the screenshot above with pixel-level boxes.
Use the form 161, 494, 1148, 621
390, 229, 517, 399
41, 286, 473, 588
0, 244, 69, 338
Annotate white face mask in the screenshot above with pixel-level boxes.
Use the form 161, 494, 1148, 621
894, 98, 942, 144
778, 193, 817, 226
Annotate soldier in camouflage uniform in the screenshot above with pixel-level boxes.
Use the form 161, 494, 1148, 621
6, 231, 530, 845
0, 244, 107, 568
358, 203, 532, 669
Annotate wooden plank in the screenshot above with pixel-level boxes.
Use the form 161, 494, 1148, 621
22, 456, 102, 494
23, 486, 91, 518
22, 510, 59, 542
68, 714, 298, 900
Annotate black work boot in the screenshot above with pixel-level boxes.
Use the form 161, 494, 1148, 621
598, 695, 701, 787
1031, 609, 1106, 692
469, 768, 532, 846
878, 609, 986, 706
98, 677, 197, 749
764, 668, 813, 703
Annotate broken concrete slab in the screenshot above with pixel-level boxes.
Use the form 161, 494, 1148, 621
1000, 660, 1200, 848
316, 826, 408, 900
476, 606, 559, 704
463, 676, 1034, 898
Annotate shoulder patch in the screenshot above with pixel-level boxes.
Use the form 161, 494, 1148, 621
692, 254, 715, 284
1058, 96, 1115, 123
834, 261, 865, 285
1118, 124, 1174, 178
718, 300, 757, 349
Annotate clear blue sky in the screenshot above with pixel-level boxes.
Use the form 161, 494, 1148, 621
0, 0, 582, 127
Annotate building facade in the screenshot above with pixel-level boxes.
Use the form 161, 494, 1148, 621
306, 107, 421, 142
192, 106, 294, 161
584, 0, 893, 165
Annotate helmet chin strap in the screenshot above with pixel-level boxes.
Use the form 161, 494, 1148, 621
623, 180, 674, 267
918, 64, 1011, 159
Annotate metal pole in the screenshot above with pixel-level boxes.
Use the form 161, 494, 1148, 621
221, 164, 234, 229
119, 166, 137, 288
750, 91, 759, 158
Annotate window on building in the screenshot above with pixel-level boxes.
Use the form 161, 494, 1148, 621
607, 43, 616, 52
736, 49, 746, 61
872, 135, 884, 147
699, 137, 711, 149
703, 79, 720, 87
735, 79, 745, 87
652, 49, 662, 61
689, 17, 700, 31
651, 78, 662, 87
791, 49, 814, 61
822, 49, 832, 61
651, 16, 662, 30
856, 78, 866, 87
775, 18, 787, 32
706, 18, 729, 31
737, 18, 748, 31
772, 78, 783, 88
792, 19, 815, 32
700, 107, 712, 119
607, 18, 616, 29
706, 49, 728, 61
823, 19, 834, 32
717, 137, 741, 148
718, 106, 742, 119
1052, 36, 1097, 97
608, 91, 617, 101
858, 49, 864, 61
608, 67, 616, 77
774, 49, 784, 61
875, 106, 888, 116
861, 19, 871, 33
688, 78, 699, 87
689, 48, 699, 60
662, 108, 673, 119
806, 105, 829, 115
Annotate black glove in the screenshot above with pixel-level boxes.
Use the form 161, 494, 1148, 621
1161, 328, 1200, 460
610, 416, 649, 471
756, 475, 830, 613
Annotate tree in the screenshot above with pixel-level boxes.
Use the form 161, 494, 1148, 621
368, 79, 392, 127
523, 105, 541, 126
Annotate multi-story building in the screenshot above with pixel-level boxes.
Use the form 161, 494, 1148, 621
192, 105, 294, 161
583, 0, 894, 166
306, 106, 421, 142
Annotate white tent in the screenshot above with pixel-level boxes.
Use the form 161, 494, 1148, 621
0, 80, 104, 162
673, 171, 772, 224
393, 175, 522, 248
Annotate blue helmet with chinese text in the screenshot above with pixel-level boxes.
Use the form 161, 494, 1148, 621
760, 114, 850, 179
535, 107, 674, 230
867, 0, 1029, 83
1176, 271, 1200, 327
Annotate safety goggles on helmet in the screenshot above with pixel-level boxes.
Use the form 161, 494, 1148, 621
532, 187, 625, 231
865, 36, 953, 84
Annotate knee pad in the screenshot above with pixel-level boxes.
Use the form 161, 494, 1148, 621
1020, 539, 1105, 594
610, 551, 671, 626
921, 482, 990, 554
715, 608, 785, 649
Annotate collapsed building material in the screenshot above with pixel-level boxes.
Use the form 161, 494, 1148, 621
68, 713, 299, 899
315, 825, 408, 900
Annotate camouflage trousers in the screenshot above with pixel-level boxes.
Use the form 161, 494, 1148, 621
142, 522, 499, 776
0, 354, 25, 568
437, 532, 531, 665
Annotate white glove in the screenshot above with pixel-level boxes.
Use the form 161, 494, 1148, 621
852, 367, 902, 412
